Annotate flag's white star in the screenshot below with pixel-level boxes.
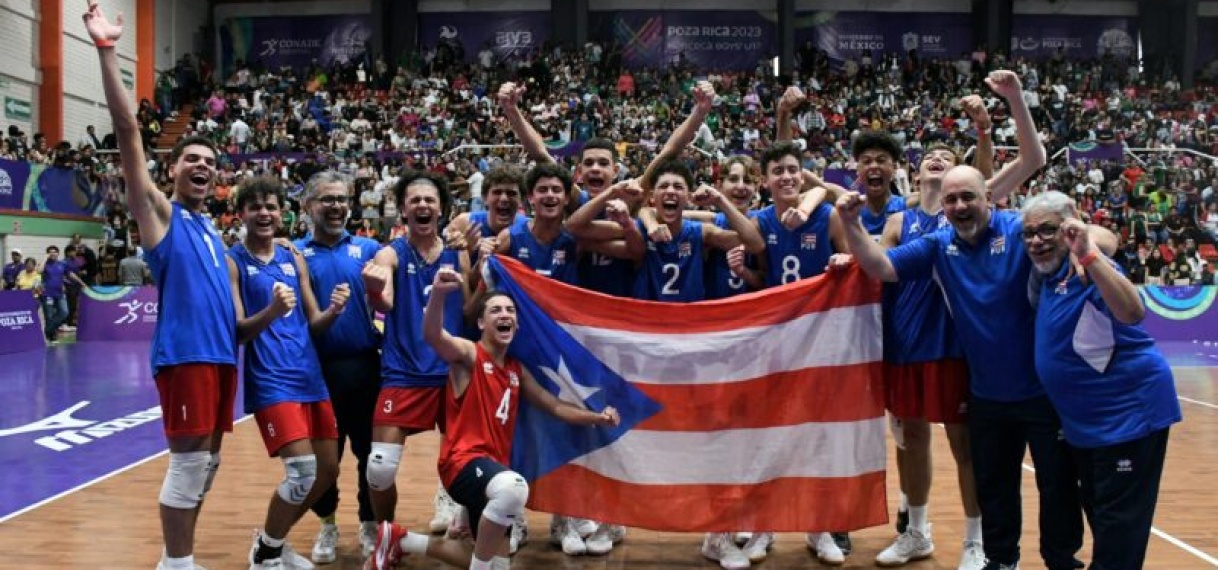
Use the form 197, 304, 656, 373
540, 357, 600, 409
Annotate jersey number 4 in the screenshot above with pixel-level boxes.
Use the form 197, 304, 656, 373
494, 389, 512, 425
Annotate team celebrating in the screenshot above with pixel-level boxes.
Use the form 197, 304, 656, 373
84, 1, 1181, 569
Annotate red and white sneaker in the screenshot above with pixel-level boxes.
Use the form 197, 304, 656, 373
365, 522, 407, 570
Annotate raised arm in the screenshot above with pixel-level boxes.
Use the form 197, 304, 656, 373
567, 180, 643, 242
835, 193, 898, 281
960, 95, 995, 179
639, 82, 715, 191
83, 1, 171, 248
497, 82, 555, 165
985, 71, 1045, 202
696, 186, 765, 254
294, 250, 349, 336
423, 268, 477, 370
229, 255, 296, 344
1064, 219, 1144, 323
776, 86, 805, 143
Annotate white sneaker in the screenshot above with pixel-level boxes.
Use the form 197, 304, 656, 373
585, 524, 615, 555
156, 557, 209, 570
358, 522, 377, 558
741, 532, 774, 563
311, 524, 338, 564
574, 518, 598, 538
733, 532, 753, 546
701, 533, 751, 570
806, 532, 845, 566
428, 487, 457, 533
606, 524, 626, 543
278, 544, 315, 570
509, 517, 528, 554
549, 516, 586, 556
875, 525, 934, 566
957, 540, 986, 570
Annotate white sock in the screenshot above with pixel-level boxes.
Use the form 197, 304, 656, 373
164, 556, 194, 570
899, 492, 909, 512
401, 531, 430, 554
491, 555, 510, 570
259, 530, 285, 548
909, 505, 928, 533
469, 556, 493, 570
964, 516, 983, 543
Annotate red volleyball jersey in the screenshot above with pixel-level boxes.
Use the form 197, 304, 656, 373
438, 344, 523, 487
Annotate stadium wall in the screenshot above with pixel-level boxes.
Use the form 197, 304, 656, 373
0, 0, 40, 139
156, 0, 210, 73
60, 0, 138, 147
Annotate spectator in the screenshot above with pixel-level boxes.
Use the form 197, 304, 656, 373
118, 246, 149, 286
3, 249, 22, 290
15, 258, 40, 294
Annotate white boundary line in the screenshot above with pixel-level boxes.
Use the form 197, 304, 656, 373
1020, 463, 1218, 566
0, 415, 253, 525
1179, 396, 1218, 411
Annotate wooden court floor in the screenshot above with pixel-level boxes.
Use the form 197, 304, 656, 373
3, 367, 1216, 570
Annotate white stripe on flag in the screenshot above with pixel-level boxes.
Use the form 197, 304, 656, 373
570, 419, 886, 485
558, 304, 881, 385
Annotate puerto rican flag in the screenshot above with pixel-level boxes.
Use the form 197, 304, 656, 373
486, 256, 887, 532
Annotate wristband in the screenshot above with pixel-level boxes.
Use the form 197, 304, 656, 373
1078, 250, 1099, 267
95, 39, 116, 48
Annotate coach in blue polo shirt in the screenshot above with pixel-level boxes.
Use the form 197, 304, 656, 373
839, 165, 1117, 570
1022, 190, 1179, 569
294, 171, 383, 563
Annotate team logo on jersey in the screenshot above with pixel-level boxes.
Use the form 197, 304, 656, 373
280, 263, 297, 277
508, 371, 520, 387
946, 244, 960, 256
517, 248, 531, 260
909, 220, 921, 234
766, 233, 778, 245
646, 241, 657, 252
347, 245, 361, 259
678, 242, 692, 258
483, 361, 495, 374
407, 263, 417, 274
553, 250, 567, 265
990, 236, 1006, 255
1054, 278, 1069, 296
801, 233, 817, 250
302, 247, 315, 258
180, 210, 193, 220
246, 266, 260, 276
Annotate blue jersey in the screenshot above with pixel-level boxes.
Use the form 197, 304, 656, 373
1034, 258, 1181, 448
883, 208, 963, 363
634, 219, 705, 302
295, 233, 382, 356
756, 203, 835, 287
381, 238, 464, 388
704, 211, 757, 300
507, 220, 580, 286
228, 244, 328, 413
468, 211, 527, 266
861, 194, 906, 236
887, 209, 1041, 402
145, 203, 237, 372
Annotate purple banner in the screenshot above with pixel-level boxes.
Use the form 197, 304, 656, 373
0, 291, 45, 354
418, 12, 551, 64
591, 11, 775, 71
794, 11, 974, 64
0, 158, 106, 218
1066, 141, 1125, 165
219, 15, 372, 76
1138, 286, 1218, 343
1009, 16, 1137, 60
77, 286, 158, 343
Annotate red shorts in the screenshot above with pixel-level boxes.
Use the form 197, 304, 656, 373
884, 359, 970, 424
254, 400, 339, 456
155, 364, 238, 438
373, 386, 444, 433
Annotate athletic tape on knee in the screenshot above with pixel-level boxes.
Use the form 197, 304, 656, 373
889, 415, 906, 450
202, 453, 221, 495
159, 451, 211, 509
482, 471, 529, 527
277, 455, 318, 505
366, 442, 403, 492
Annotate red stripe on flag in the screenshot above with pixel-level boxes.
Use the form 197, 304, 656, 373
494, 255, 882, 334
634, 362, 885, 431
528, 464, 888, 533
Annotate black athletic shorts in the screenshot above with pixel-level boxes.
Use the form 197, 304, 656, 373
446, 456, 515, 539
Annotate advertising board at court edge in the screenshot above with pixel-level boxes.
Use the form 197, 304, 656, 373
0, 401, 162, 452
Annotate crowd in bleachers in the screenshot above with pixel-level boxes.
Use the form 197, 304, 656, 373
6, 39, 1218, 285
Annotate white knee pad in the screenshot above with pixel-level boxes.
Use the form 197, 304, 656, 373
366, 442, 403, 492
482, 471, 529, 527
277, 454, 318, 505
202, 453, 221, 495
159, 451, 211, 509
889, 415, 906, 451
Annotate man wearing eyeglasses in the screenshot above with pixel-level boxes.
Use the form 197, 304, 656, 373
293, 170, 384, 563
837, 84, 1118, 568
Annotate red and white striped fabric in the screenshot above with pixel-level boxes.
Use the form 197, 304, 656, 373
493, 256, 887, 533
